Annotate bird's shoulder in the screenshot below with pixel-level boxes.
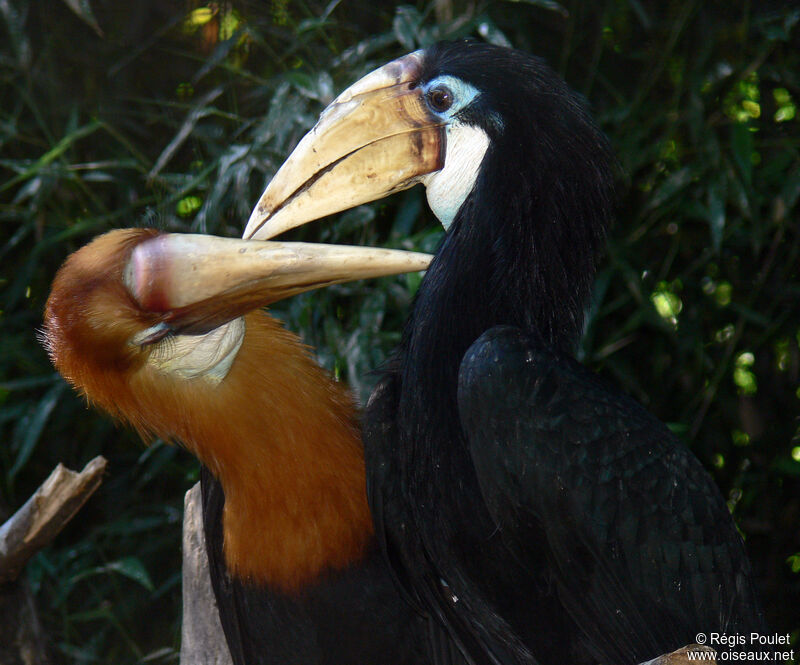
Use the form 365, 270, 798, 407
457, 325, 713, 505
456, 326, 763, 662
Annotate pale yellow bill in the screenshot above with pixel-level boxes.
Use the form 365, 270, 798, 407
124, 233, 432, 334
244, 51, 445, 241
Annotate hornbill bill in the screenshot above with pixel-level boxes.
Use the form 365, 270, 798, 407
42, 230, 460, 664
244, 42, 768, 665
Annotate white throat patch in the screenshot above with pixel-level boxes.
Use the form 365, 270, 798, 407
147, 317, 245, 383
422, 124, 489, 229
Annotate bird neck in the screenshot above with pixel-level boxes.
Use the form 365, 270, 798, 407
178, 312, 373, 592
94, 312, 372, 592
395, 140, 610, 475
42, 232, 372, 592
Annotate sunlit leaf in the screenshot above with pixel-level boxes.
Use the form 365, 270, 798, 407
477, 20, 512, 47
184, 6, 215, 32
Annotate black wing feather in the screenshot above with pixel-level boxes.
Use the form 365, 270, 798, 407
365, 375, 513, 665
457, 326, 765, 665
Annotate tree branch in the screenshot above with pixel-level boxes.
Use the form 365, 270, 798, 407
180, 483, 233, 665
641, 644, 717, 664
0, 456, 107, 583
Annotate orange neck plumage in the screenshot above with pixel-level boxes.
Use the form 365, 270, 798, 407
183, 312, 374, 591
78, 312, 372, 591
44, 231, 372, 591
44, 233, 373, 592
173, 312, 373, 590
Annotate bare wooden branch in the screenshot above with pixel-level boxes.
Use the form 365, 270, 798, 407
181, 483, 233, 665
640, 644, 717, 665
0, 456, 107, 584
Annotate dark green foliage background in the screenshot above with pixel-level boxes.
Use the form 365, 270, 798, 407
1, 0, 798, 661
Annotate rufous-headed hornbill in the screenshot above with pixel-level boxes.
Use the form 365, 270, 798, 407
42, 230, 466, 664
244, 41, 769, 665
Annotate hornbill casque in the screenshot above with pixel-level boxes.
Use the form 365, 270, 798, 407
242, 41, 769, 665
42, 231, 464, 664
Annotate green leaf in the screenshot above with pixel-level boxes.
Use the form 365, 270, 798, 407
476, 19, 512, 47
393, 5, 422, 50
730, 122, 754, 186
70, 557, 155, 592
647, 167, 693, 210
101, 557, 155, 591
707, 180, 726, 252
60, 0, 104, 37
8, 382, 66, 483
503, 0, 569, 18
0, 120, 103, 195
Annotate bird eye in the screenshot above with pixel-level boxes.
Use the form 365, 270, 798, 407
427, 85, 454, 113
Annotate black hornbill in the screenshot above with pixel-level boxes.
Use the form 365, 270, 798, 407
42, 231, 464, 663
244, 41, 768, 665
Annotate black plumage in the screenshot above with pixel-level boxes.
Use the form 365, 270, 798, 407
200, 468, 437, 665
459, 327, 765, 663
364, 41, 766, 665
